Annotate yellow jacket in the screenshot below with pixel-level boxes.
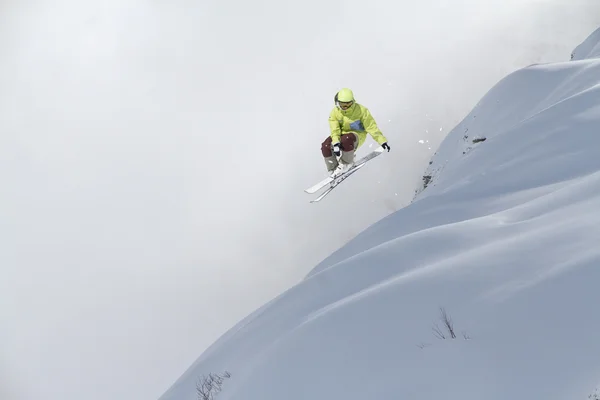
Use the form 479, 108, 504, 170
328, 103, 388, 148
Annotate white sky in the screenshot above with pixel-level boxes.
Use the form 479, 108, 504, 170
1, 1, 599, 399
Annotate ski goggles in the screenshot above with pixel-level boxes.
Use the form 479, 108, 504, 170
337, 100, 354, 110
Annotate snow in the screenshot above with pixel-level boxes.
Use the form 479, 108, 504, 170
571, 26, 600, 61
159, 28, 600, 400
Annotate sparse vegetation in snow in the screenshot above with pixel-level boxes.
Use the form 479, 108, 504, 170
196, 371, 231, 400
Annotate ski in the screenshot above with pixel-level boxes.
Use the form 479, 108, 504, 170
310, 186, 335, 203
304, 146, 384, 194
309, 163, 365, 203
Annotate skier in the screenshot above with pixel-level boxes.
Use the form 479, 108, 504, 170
321, 88, 390, 177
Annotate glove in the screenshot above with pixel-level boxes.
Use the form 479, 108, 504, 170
333, 143, 341, 157
382, 142, 391, 152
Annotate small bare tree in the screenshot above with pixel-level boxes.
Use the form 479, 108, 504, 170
432, 307, 456, 339
196, 371, 231, 400
417, 307, 472, 348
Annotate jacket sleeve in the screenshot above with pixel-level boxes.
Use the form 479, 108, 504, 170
328, 109, 342, 144
362, 107, 388, 145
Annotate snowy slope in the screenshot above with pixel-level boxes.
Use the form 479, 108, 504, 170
571, 26, 600, 61
159, 31, 600, 400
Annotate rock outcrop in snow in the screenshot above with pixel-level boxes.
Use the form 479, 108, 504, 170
159, 27, 600, 400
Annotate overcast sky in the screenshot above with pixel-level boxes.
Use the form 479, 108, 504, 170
1, 1, 599, 399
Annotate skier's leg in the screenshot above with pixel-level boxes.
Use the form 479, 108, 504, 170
321, 136, 338, 172
340, 133, 358, 165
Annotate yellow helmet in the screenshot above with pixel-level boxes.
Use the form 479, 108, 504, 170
335, 88, 354, 103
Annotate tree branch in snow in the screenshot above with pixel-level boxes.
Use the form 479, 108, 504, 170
432, 323, 447, 340
196, 371, 231, 400
432, 307, 458, 339
420, 308, 471, 347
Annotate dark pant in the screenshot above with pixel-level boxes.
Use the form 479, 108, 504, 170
321, 133, 358, 171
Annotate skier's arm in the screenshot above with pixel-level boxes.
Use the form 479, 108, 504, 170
362, 108, 388, 145
328, 110, 342, 144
